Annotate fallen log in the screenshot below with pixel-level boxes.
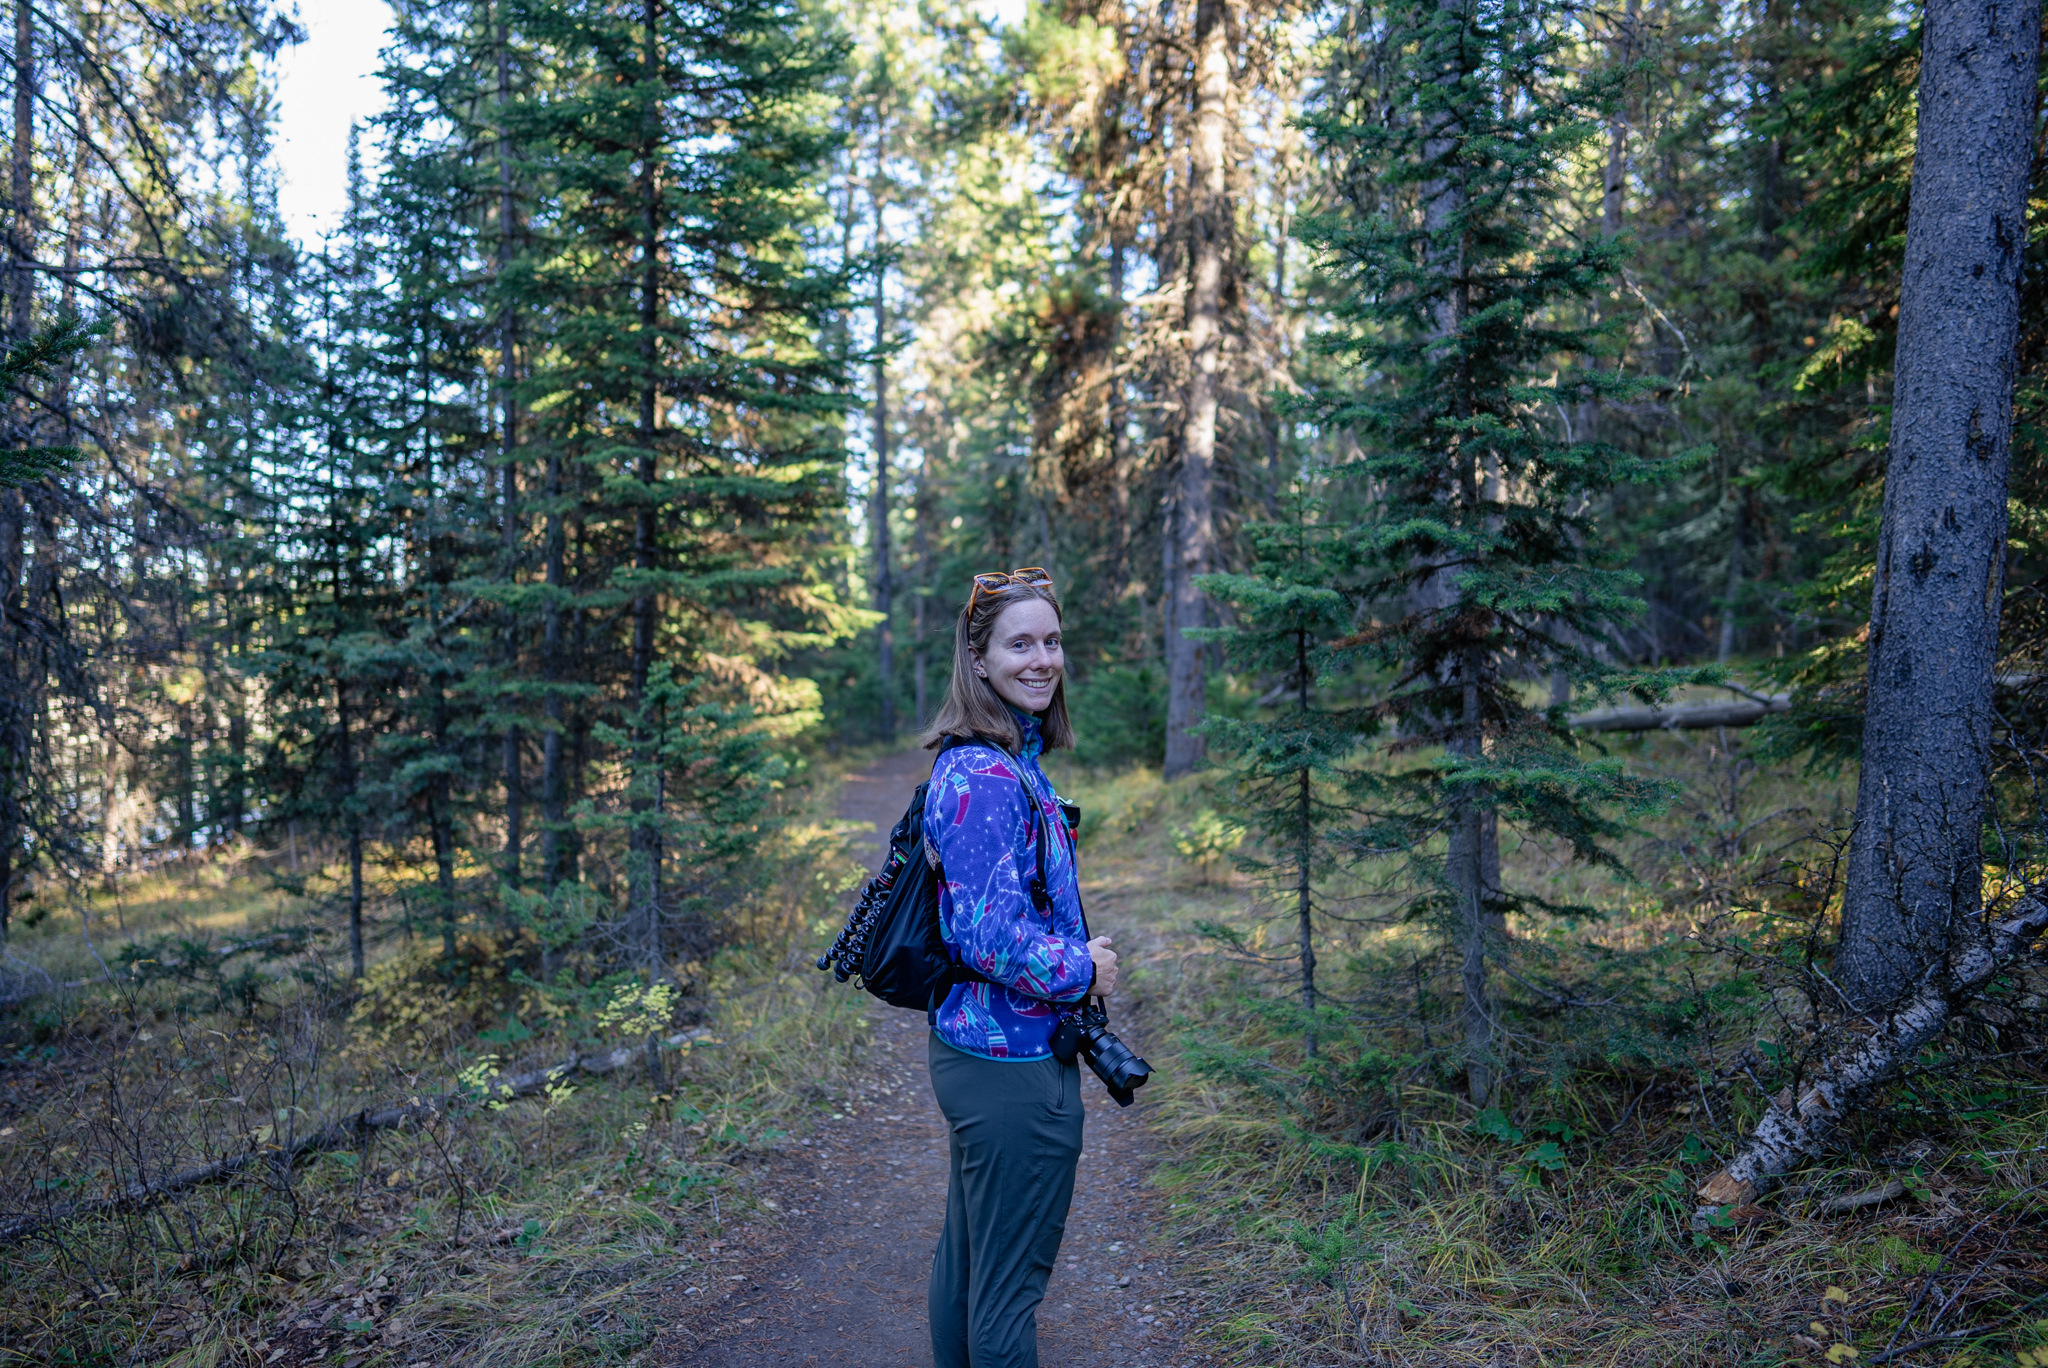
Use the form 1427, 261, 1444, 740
1568, 695, 1790, 732
1694, 888, 2048, 1221
0, 1029, 710, 1243
1568, 673, 2046, 734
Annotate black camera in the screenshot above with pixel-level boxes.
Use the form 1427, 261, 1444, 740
1051, 998, 1153, 1107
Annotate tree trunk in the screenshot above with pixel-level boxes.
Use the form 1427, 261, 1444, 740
1449, 645, 1502, 1105
913, 437, 933, 727
1106, 240, 1132, 595
1600, 0, 1632, 242
1419, 0, 1496, 1104
9, 0, 31, 342
0, 0, 30, 942
1294, 627, 1315, 1056
225, 702, 247, 835
1569, 693, 1789, 732
337, 681, 364, 978
1717, 493, 1746, 662
498, 6, 523, 889
627, 0, 663, 970
872, 257, 894, 740
1836, 0, 2039, 1011
540, 451, 567, 893
431, 766, 457, 963
1163, 0, 1232, 780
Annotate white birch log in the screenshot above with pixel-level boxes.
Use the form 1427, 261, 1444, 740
1694, 890, 2048, 1220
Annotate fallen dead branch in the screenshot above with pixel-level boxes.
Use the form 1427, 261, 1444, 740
1570, 674, 2047, 733
0, 1029, 711, 1243
1568, 695, 1790, 732
1695, 887, 2048, 1220
1818, 1178, 1906, 1214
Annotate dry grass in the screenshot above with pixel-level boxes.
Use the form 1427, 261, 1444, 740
13, 730, 2047, 1367
0, 762, 882, 1368
1047, 734, 2048, 1368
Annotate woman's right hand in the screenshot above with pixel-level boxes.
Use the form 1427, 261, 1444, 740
1086, 935, 1118, 996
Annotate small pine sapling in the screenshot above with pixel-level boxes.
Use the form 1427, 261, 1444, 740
1195, 483, 1363, 1057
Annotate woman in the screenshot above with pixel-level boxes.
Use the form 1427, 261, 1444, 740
919, 567, 1119, 1368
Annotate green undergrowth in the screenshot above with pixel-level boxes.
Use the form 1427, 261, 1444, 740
0, 763, 883, 1367
1049, 738, 2048, 1367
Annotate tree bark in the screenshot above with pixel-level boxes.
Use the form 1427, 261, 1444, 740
0, 0, 30, 942
1569, 694, 1789, 732
1163, 0, 1232, 780
498, 5, 523, 889
539, 450, 567, 894
1294, 627, 1315, 1056
627, 0, 663, 970
9, 0, 31, 342
1449, 645, 1502, 1105
913, 436, 933, 727
1418, 0, 1496, 1105
1836, 0, 2039, 1011
872, 256, 894, 740
336, 681, 364, 979
869, 84, 895, 740
1106, 240, 1132, 596
431, 779, 458, 962
1717, 493, 1746, 662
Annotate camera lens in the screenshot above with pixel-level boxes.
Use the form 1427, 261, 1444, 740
1079, 1017, 1152, 1106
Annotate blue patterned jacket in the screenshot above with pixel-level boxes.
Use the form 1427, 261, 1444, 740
923, 712, 1093, 1059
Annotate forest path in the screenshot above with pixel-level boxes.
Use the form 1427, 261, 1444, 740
650, 750, 1214, 1367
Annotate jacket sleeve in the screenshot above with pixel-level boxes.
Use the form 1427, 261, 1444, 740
926, 751, 1094, 1004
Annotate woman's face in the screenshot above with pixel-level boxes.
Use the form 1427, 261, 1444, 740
972, 597, 1064, 715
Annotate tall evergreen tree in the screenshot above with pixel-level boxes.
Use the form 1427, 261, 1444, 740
1303, 0, 1670, 1102
251, 0, 858, 984
0, 0, 299, 937
506, 0, 849, 967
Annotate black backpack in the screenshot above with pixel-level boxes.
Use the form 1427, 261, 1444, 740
816, 737, 1065, 1011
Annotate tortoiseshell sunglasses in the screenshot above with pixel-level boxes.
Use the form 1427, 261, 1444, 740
966, 566, 1055, 614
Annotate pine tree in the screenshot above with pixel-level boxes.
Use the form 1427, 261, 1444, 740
1833, 0, 2038, 1007
1194, 484, 1355, 1056
503, 0, 850, 970
251, 0, 856, 986
1303, 0, 1672, 1103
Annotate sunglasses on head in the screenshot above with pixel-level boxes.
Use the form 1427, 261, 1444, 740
967, 566, 1055, 614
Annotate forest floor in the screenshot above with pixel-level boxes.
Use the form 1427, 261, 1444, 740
651, 749, 1221, 1368
8, 732, 2048, 1367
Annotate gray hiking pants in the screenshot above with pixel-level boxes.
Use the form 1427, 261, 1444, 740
927, 1032, 1085, 1368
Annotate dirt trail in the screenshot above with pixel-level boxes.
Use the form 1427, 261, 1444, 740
650, 751, 1215, 1367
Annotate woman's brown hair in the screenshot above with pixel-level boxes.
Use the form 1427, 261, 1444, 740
919, 580, 1075, 753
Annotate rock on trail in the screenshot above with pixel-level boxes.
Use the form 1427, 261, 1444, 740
649, 751, 1214, 1368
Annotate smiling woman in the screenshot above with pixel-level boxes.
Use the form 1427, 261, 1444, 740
914, 569, 1119, 1368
